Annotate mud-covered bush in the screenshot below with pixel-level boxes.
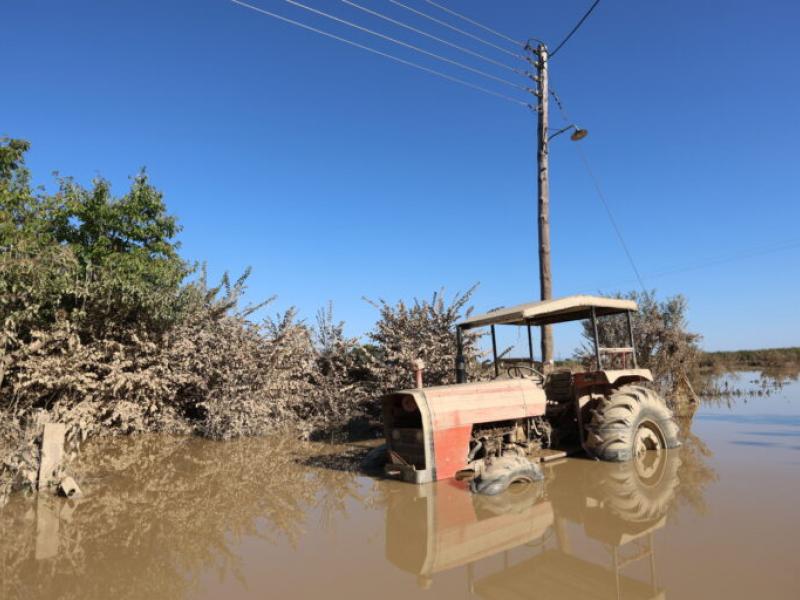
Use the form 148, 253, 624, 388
307, 304, 377, 431
576, 290, 701, 400
1, 139, 490, 465
185, 305, 317, 440
0, 412, 42, 505
0, 140, 324, 481
366, 287, 482, 393
1, 268, 322, 445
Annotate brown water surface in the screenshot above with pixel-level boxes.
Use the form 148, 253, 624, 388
1, 371, 799, 599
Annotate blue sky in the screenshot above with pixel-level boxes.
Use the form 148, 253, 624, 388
2, 0, 799, 355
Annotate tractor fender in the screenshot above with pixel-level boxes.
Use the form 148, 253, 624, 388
575, 369, 653, 389
603, 369, 654, 387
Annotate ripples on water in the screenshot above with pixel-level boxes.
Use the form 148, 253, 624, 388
0, 372, 798, 599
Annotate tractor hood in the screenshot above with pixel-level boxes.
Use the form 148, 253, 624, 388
382, 379, 547, 482
388, 379, 548, 430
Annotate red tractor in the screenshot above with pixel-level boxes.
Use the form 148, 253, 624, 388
380, 295, 680, 494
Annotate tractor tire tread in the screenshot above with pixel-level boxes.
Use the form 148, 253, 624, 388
585, 384, 680, 462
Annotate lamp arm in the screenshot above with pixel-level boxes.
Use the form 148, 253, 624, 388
548, 124, 576, 141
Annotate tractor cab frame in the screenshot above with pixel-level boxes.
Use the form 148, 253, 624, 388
455, 294, 646, 385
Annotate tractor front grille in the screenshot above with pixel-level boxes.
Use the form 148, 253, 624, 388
389, 428, 426, 469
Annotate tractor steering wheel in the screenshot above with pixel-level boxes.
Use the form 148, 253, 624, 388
506, 365, 544, 380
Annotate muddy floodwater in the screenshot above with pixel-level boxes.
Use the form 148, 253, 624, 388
2, 372, 799, 599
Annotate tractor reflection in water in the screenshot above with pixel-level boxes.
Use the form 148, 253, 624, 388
385, 449, 680, 599
379, 295, 681, 495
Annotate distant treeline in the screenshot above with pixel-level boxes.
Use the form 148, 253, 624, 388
699, 347, 800, 370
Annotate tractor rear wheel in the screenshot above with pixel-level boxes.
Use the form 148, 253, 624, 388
600, 450, 682, 523
585, 385, 680, 462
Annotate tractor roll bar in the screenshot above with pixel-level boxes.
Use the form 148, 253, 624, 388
455, 307, 639, 382
591, 308, 638, 371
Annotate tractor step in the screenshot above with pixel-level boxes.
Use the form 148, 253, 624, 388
536, 449, 568, 463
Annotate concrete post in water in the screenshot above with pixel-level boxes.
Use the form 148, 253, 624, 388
38, 423, 66, 491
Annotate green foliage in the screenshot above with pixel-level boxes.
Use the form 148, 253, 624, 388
0, 138, 31, 182
1, 138, 190, 347
57, 171, 190, 336
1, 139, 79, 397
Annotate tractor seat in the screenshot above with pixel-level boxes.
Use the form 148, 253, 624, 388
545, 370, 574, 403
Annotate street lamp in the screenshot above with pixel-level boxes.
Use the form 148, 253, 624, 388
548, 124, 588, 142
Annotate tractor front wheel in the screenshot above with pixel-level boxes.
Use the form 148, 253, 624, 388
470, 455, 543, 496
585, 385, 680, 462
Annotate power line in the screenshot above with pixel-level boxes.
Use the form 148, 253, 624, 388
648, 240, 800, 279
338, 0, 526, 76
388, 0, 527, 61
587, 239, 800, 291
550, 0, 600, 58
551, 88, 798, 294
420, 0, 522, 47
230, 0, 532, 107
275, 0, 529, 91
550, 88, 647, 291
574, 145, 647, 292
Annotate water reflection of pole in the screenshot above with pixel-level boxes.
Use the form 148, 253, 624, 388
649, 532, 658, 593
554, 516, 571, 555
612, 547, 621, 600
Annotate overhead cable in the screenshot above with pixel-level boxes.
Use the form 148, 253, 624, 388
574, 144, 647, 292
550, 0, 600, 58
275, 0, 529, 90
339, 0, 526, 75
230, 0, 531, 107
648, 239, 800, 279
421, 0, 523, 46
589, 240, 800, 290
551, 91, 646, 291
388, 0, 527, 61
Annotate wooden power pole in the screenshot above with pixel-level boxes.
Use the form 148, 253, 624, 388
535, 43, 554, 369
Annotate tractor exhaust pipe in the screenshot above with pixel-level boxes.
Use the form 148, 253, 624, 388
413, 359, 425, 389
455, 326, 467, 383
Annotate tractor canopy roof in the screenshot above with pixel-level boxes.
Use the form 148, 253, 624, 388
458, 295, 637, 330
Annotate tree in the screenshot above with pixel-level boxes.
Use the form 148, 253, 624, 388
0, 139, 79, 390
0, 139, 191, 404
56, 171, 191, 337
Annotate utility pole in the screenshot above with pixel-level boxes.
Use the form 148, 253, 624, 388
534, 43, 554, 370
